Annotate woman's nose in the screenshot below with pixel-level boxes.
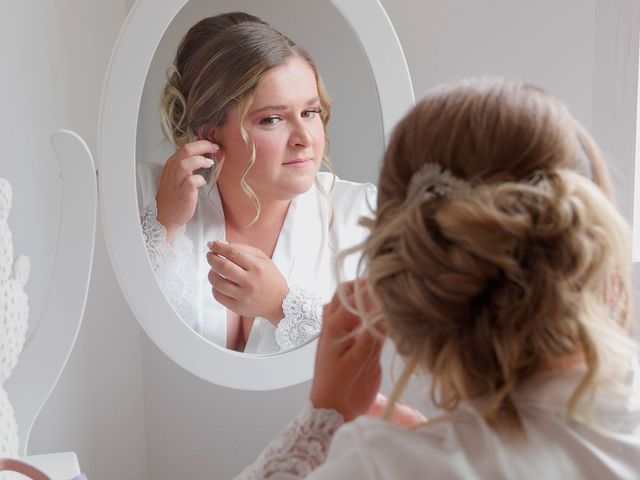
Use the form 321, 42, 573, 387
289, 121, 313, 147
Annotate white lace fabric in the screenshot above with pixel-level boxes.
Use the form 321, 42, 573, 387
140, 205, 199, 324
234, 401, 344, 479
275, 286, 323, 351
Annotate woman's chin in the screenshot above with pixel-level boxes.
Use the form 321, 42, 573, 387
281, 171, 318, 196
254, 170, 319, 202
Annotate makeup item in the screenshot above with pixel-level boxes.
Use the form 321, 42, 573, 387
192, 140, 221, 184
193, 164, 214, 184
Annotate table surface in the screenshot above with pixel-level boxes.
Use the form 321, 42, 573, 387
21, 452, 81, 480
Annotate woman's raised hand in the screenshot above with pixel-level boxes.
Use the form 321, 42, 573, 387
310, 284, 384, 422
156, 140, 219, 241
206, 240, 289, 323
367, 393, 428, 428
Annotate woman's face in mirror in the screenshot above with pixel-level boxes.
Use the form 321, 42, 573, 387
134, 6, 387, 360
213, 56, 326, 203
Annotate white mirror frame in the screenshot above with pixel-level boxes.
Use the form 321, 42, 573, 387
98, 0, 414, 390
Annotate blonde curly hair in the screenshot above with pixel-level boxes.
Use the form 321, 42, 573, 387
351, 77, 636, 432
159, 12, 334, 223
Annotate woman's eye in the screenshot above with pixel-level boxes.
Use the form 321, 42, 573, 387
259, 115, 282, 126
302, 108, 322, 119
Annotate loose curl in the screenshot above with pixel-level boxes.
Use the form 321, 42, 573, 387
345, 78, 636, 432
159, 12, 335, 224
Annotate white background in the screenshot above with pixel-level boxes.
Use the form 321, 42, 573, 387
4, 1, 637, 479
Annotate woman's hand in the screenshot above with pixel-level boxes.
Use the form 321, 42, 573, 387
206, 240, 289, 322
367, 393, 427, 428
156, 140, 219, 241
310, 284, 384, 422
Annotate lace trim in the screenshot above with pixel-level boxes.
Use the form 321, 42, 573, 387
140, 205, 199, 325
275, 285, 323, 351
235, 401, 344, 479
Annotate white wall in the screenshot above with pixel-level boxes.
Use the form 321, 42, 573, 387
1, 1, 148, 479
3, 1, 606, 479
383, 0, 594, 127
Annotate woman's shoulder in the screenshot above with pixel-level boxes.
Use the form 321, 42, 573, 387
327, 413, 484, 479
137, 162, 165, 211
316, 172, 376, 196
314, 172, 376, 212
334, 401, 640, 479
345, 410, 482, 446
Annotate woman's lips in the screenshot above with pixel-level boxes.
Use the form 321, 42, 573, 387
283, 157, 311, 165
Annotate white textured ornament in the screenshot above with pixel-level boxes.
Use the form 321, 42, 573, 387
0, 178, 30, 461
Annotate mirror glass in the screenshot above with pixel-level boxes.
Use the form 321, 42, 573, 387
99, 0, 412, 389
135, 0, 384, 355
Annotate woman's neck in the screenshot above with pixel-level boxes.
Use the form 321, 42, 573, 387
218, 184, 290, 255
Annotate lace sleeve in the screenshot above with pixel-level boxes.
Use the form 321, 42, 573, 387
140, 205, 198, 323
234, 401, 344, 479
275, 285, 323, 351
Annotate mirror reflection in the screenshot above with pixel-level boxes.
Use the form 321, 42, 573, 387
137, 5, 381, 355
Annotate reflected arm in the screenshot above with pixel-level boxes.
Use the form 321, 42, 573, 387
140, 204, 199, 326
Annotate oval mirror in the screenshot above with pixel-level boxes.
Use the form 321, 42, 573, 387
99, 0, 413, 390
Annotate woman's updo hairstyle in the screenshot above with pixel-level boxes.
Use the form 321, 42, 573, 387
360, 77, 636, 432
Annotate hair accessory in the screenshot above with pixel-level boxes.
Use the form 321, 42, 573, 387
575, 139, 593, 180
404, 163, 470, 206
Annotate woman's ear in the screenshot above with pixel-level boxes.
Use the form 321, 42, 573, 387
197, 125, 218, 143
205, 128, 218, 143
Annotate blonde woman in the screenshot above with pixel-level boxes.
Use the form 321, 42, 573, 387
237, 78, 640, 478
139, 13, 375, 353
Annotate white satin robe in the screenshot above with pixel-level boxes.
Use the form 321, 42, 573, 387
138, 165, 376, 354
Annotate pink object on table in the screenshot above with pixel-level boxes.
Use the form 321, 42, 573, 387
0, 457, 86, 480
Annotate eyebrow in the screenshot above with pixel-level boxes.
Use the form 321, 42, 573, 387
250, 97, 320, 115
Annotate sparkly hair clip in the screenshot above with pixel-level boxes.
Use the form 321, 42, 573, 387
404, 163, 471, 205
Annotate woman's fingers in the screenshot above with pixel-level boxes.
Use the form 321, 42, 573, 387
206, 251, 246, 283
178, 140, 219, 159
320, 303, 362, 359
321, 294, 342, 328
208, 241, 256, 270
368, 394, 427, 427
348, 326, 383, 367
168, 141, 218, 185
211, 287, 237, 311
208, 271, 239, 299
204, 240, 289, 320
155, 140, 221, 234
311, 301, 383, 421
186, 174, 207, 189
367, 393, 387, 418
175, 156, 214, 190
323, 299, 360, 337
393, 402, 427, 427
180, 155, 215, 175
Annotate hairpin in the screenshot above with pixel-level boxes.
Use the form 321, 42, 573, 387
404, 163, 470, 206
